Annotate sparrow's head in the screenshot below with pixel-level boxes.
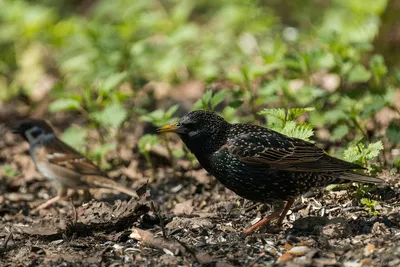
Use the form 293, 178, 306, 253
13, 119, 55, 143
158, 110, 230, 153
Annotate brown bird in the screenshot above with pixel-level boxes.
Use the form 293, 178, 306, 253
13, 119, 138, 211
158, 110, 384, 234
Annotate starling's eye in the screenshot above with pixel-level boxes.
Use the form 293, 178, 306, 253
182, 122, 196, 130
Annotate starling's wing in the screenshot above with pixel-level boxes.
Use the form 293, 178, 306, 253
43, 137, 104, 176
224, 129, 383, 184
225, 131, 363, 172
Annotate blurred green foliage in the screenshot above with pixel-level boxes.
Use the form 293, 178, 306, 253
1, 0, 399, 172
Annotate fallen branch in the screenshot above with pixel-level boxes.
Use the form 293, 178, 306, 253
130, 227, 233, 267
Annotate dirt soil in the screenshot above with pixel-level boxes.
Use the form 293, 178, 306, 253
1, 119, 400, 267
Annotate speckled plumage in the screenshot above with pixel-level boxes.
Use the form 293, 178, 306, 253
158, 110, 384, 233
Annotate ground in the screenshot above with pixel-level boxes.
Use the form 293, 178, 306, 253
0, 119, 399, 267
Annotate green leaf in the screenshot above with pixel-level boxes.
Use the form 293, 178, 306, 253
332, 124, 349, 140
347, 64, 372, 83
258, 108, 286, 120
61, 126, 87, 150
172, 148, 185, 158
91, 143, 116, 168
49, 98, 81, 112
200, 90, 213, 110
193, 90, 227, 111
386, 120, 400, 145
140, 106, 179, 127
343, 144, 363, 163
100, 72, 128, 93
365, 141, 383, 160
287, 107, 315, 120
369, 55, 387, 85
259, 107, 314, 124
165, 104, 179, 120
228, 99, 243, 109
360, 198, 380, 215
138, 134, 159, 154
211, 90, 227, 110
92, 103, 127, 127
281, 122, 314, 141
1, 164, 20, 178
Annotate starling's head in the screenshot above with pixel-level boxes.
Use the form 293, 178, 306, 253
158, 110, 230, 153
13, 119, 55, 143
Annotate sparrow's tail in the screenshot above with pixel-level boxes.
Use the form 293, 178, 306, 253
82, 175, 139, 198
338, 171, 384, 184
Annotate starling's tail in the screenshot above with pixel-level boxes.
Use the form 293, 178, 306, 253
338, 172, 384, 184
82, 175, 139, 198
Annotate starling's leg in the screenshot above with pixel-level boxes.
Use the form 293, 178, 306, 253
32, 186, 72, 211
243, 198, 295, 235
242, 209, 283, 235
276, 198, 295, 225
242, 200, 285, 235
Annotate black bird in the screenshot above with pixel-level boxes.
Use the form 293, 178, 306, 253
158, 110, 384, 234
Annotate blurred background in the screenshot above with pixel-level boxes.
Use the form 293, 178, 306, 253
0, 0, 399, 171
1, 2, 400, 265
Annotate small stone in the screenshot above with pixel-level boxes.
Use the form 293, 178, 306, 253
364, 244, 376, 256
343, 261, 362, 267
288, 246, 311, 256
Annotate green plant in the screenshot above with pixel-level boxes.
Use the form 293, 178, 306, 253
258, 107, 315, 141
140, 104, 179, 128
1, 164, 20, 178
140, 105, 180, 165
360, 198, 381, 216
343, 140, 384, 167
193, 90, 228, 111
48, 73, 130, 168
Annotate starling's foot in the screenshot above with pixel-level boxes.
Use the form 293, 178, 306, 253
243, 198, 295, 235
242, 211, 281, 235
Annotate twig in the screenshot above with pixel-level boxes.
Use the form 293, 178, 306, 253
70, 198, 77, 224
0, 232, 13, 254
247, 252, 266, 267
162, 135, 176, 169
244, 202, 261, 213
130, 228, 184, 255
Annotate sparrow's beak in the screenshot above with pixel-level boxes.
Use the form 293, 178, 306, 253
157, 122, 181, 133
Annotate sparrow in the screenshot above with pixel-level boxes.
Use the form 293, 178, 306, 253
13, 119, 138, 210
158, 110, 384, 234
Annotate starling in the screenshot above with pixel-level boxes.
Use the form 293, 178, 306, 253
158, 110, 384, 234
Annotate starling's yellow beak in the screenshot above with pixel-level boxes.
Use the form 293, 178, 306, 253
157, 122, 180, 133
